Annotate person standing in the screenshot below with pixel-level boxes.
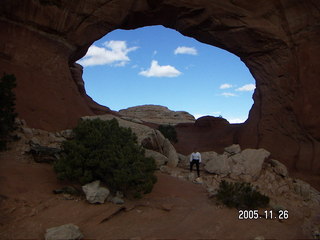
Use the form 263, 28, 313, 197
190, 149, 201, 177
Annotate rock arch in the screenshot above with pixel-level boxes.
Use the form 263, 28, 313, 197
0, 0, 320, 173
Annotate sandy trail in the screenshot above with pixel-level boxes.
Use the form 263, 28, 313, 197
0, 149, 314, 239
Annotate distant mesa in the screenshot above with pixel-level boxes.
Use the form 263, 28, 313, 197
118, 105, 196, 125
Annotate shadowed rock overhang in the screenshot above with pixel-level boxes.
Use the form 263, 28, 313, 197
0, 0, 319, 173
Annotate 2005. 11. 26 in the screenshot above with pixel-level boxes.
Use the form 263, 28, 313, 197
238, 210, 289, 220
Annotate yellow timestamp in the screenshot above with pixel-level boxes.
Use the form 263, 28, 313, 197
238, 210, 289, 220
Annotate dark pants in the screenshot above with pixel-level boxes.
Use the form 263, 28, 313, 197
190, 160, 200, 177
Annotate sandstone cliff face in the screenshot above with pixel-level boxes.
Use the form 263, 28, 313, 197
119, 105, 195, 125
0, 0, 320, 173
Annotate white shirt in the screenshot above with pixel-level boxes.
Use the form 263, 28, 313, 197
190, 152, 201, 162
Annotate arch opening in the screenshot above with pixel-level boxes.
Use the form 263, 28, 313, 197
77, 25, 256, 124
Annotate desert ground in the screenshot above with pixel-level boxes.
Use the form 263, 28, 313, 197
1, 144, 318, 240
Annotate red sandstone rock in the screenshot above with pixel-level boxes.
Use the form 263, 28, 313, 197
174, 116, 240, 155
0, 0, 319, 174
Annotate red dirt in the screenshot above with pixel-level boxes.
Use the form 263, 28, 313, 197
0, 148, 315, 239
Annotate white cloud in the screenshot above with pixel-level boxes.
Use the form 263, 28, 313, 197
193, 112, 221, 119
139, 60, 181, 78
220, 83, 233, 89
77, 40, 138, 67
236, 84, 256, 91
193, 113, 246, 123
174, 46, 198, 55
221, 92, 237, 97
228, 118, 246, 123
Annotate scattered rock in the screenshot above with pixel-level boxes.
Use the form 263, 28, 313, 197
61, 193, 75, 200
30, 136, 41, 145
53, 186, 81, 195
194, 177, 203, 184
22, 127, 33, 136
188, 172, 196, 181
59, 129, 74, 139
45, 223, 83, 240
270, 159, 288, 177
224, 144, 241, 155
294, 179, 311, 201
159, 165, 170, 174
28, 141, 61, 163
270, 203, 286, 213
108, 192, 125, 205
207, 188, 218, 198
82, 180, 110, 204
110, 196, 125, 205
276, 184, 290, 195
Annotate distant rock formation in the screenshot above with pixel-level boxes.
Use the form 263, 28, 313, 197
119, 105, 195, 125
174, 116, 241, 155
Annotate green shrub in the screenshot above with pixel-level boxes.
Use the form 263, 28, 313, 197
54, 118, 157, 198
158, 124, 178, 143
216, 180, 269, 209
0, 74, 17, 150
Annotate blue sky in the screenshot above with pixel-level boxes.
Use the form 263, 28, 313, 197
78, 25, 255, 123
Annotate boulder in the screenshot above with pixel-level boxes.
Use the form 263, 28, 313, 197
201, 151, 219, 165
204, 154, 232, 175
82, 180, 110, 204
45, 223, 83, 240
145, 149, 168, 168
204, 148, 270, 180
231, 149, 270, 180
163, 139, 179, 167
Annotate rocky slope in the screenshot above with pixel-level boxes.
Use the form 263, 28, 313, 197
119, 105, 195, 125
0, 0, 320, 174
